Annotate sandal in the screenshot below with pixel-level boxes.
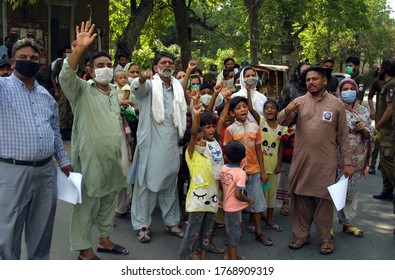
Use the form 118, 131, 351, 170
266, 223, 283, 232
255, 233, 273, 246
280, 203, 290, 216
288, 237, 310, 250
97, 244, 129, 255
208, 243, 225, 254
247, 225, 256, 233
138, 227, 151, 243
343, 225, 363, 238
164, 225, 184, 238
319, 239, 334, 255
224, 255, 246, 260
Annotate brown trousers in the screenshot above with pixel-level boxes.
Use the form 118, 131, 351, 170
290, 193, 333, 240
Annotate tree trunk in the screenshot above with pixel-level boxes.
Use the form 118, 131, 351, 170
172, 0, 191, 69
115, 0, 154, 60
245, 0, 264, 65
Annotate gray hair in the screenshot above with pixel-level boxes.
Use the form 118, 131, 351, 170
12, 38, 40, 57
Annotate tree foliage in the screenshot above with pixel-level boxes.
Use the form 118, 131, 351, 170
108, 0, 395, 74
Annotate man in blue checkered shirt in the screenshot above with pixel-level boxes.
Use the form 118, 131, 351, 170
0, 38, 73, 259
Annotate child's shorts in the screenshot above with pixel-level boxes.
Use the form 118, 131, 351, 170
225, 211, 242, 246
245, 173, 267, 213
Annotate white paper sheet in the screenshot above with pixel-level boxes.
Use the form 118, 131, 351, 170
327, 175, 349, 211
57, 168, 82, 204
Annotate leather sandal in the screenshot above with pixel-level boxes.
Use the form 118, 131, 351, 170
138, 227, 151, 243
255, 233, 273, 246
288, 237, 310, 250
319, 239, 334, 255
164, 225, 184, 238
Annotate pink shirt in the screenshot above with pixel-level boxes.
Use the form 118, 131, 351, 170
220, 164, 249, 212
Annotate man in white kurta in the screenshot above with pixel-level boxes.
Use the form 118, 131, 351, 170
127, 51, 187, 242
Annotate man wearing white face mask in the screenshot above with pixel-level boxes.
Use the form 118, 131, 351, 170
232, 66, 267, 123
127, 51, 187, 243
59, 21, 127, 260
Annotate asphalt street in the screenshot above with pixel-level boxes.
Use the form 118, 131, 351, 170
26, 140, 393, 261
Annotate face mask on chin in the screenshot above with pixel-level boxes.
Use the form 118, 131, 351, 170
15, 60, 40, 78
128, 77, 135, 84
195, 145, 206, 155
158, 67, 174, 78
94, 67, 114, 85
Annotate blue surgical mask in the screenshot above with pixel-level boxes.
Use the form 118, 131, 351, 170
191, 84, 200, 90
341, 90, 357, 103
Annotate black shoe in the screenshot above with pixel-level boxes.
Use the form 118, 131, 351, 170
368, 167, 376, 174
372, 192, 394, 201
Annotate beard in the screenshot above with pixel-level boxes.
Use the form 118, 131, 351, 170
158, 67, 174, 78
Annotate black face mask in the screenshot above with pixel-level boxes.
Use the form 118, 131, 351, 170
15, 60, 40, 78
324, 68, 333, 76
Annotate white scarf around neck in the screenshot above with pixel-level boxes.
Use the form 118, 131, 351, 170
151, 73, 187, 137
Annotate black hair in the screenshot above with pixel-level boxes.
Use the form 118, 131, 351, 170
234, 63, 240, 69
200, 82, 214, 91
233, 71, 241, 84
152, 51, 175, 66
117, 54, 126, 60
264, 99, 279, 111
174, 68, 185, 77
12, 38, 40, 57
64, 45, 71, 50
89, 51, 112, 67
224, 57, 235, 66
181, 127, 203, 146
200, 112, 217, 127
216, 102, 225, 116
223, 68, 234, 79
191, 67, 203, 76
380, 59, 395, 77
225, 140, 246, 164
305, 66, 327, 78
229, 96, 247, 112
345, 56, 360, 66
56, 48, 64, 58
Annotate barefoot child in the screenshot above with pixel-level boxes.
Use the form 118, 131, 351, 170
220, 140, 254, 259
179, 102, 219, 260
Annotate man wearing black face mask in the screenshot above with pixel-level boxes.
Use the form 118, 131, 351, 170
0, 38, 73, 259
322, 58, 339, 94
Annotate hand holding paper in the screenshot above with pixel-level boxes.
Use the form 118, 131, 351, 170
57, 168, 82, 204
327, 175, 349, 211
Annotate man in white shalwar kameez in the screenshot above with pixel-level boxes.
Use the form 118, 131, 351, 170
127, 51, 187, 242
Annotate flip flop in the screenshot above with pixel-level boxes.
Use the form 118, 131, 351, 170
97, 244, 129, 255
266, 223, 283, 232
343, 225, 363, 238
78, 255, 101, 260
255, 233, 273, 246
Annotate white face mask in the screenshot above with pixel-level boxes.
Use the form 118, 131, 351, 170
225, 79, 234, 88
245, 77, 258, 88
157, 67, 174, 78
195, 145, 206, 155
94, 67, 113, 85
200, 94, 222, 107
128, 77, 135, 84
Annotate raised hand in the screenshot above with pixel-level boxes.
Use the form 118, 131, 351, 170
193, 103, 203, 117
190, 88, 199, 102
76, 21, 97, 48
285, 100, 300, 114
222, 87, 232, 102
188, 60, 198, 70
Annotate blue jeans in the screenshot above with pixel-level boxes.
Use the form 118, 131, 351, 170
225, 211, 243, 246
178, 212, 215, 257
